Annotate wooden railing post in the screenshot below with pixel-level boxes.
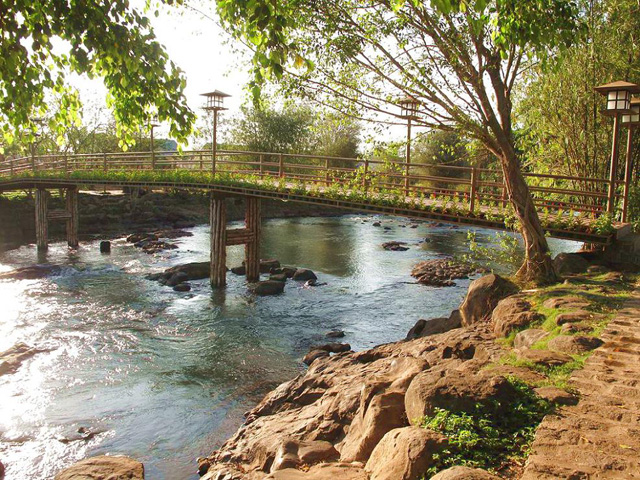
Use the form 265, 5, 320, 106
325, 158, 330, 185
607, 115, 621, 214
31, 152, 36, 173
64, 154, 68, 177
278, 153, 284, 178
103, 153, 107, 172
363, 158, 369, 192
199, 152, 203, 171
259, 154, 264, 177
151, 149, 156, 170
469, 167, 477, 213
9, 159, 13, 176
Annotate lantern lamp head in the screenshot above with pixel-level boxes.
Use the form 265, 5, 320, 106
621, 98, 640, 127
201, 90, 231, 111
399, 96, 420, 120
594, 81, 640, 116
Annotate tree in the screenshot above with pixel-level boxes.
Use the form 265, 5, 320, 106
215, 0, 583, 284
518, 0, 640, 206
228, 104, 314, 154
0, 1, 195, 149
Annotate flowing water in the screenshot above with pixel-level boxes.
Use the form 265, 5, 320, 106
0, 215, 578, 479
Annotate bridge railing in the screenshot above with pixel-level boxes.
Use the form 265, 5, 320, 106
0, 149, 623, 221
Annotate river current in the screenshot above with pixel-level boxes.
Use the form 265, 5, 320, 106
0, 215, 577, 479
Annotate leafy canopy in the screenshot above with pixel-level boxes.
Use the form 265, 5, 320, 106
1, 0, 195, 150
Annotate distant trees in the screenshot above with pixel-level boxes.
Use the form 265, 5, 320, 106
224, 103, 361, 162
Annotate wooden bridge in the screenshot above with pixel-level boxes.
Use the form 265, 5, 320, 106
0, 149, 631, 286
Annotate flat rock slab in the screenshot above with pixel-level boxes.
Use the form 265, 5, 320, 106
534, 386, 578, 406
430, 466, 501, 479
555, 310, 603, 325
547, 335, 603, 355
266, 463, 367, 480
54, 455, 144, 480
514, 329, 549, 349
542, 296, 590, 310
522, 286, 640, 479
515, 348, 573, 367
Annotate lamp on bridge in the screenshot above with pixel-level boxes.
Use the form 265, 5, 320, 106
620, 98, 640, 222
201, 90, 231, 176
148, 116, 160, 170
594, 81, 640, 217
398, 96, 421, 195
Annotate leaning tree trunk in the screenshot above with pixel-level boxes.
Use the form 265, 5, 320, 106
499, 151, 558, 285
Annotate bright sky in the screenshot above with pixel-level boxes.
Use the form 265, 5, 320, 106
70, 1, 404, 148
72, 1, 251, 145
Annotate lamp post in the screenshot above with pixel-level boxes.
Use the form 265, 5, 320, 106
621, 97, 640, 222
149, 117, 160, 170
594, 81, 640, 215
201, 90, 230, 177
399, 96, 420, 195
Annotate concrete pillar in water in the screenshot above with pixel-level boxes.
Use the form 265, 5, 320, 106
210, 194, 227, 288
245, 197, 261, 283
66, 187, 79, 248
35, 188, 48, 251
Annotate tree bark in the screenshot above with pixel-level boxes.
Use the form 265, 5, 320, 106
498, 149, 558, 284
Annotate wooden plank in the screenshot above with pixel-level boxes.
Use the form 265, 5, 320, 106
245, 197, 261, 282
35, 188, 48, 251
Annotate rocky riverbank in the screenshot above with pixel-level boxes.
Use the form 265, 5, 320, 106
49, 251, 637, 479
0, 190, 346, 251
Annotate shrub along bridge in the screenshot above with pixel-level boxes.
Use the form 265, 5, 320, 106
0, 149, 632, 287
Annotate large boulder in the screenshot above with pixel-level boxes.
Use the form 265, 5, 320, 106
430, 466, 501, 479
404, 368, 518, 423
271, 439, 339, 472
54, 455, 144, 480
252, 281, 285, 296
491, 297, 542, 338
260, 259, 282, 273
406, 311, 461, 340
364, 427, 447, 480
302, 349, 330, 366
553, 252, 589, 275
459, 274, 518, 327
338, 390, 407, 462
547, 335, 603, 355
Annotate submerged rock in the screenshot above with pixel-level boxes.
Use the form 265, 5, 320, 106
252, 280, 285, 296
0, 343, 48, 376
54, 455, 144, 480
0, 264, 63, 280
326, 330, 345, 338
313, 342, 351, 353
231, 265, 246, 275
162, 262, 210, 281
382, 241, 409, 252
173, 283, 191, 292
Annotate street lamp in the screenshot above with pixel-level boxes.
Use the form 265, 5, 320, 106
621, 98, 640, 222
201, 90, 230, 176
399, 96, 420, 195
594, 81, 640, 215
149, 117, 160, 170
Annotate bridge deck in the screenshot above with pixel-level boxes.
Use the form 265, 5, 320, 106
0, 149, 628, 244
0, 175, 622, 244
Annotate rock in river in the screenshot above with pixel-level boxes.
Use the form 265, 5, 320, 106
1, 343, 48, 376
382, 241, 409, 251
292, 268, 318, 281
252, 280, 285, 296
0, 264, 63, 280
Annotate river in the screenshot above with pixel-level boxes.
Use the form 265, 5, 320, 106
0, 215, 578, 479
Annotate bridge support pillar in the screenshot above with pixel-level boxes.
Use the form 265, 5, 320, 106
210, 194, 227, 288
66, 187, 79, 248
245, 197, 261, 282
35, 188, 48, 251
